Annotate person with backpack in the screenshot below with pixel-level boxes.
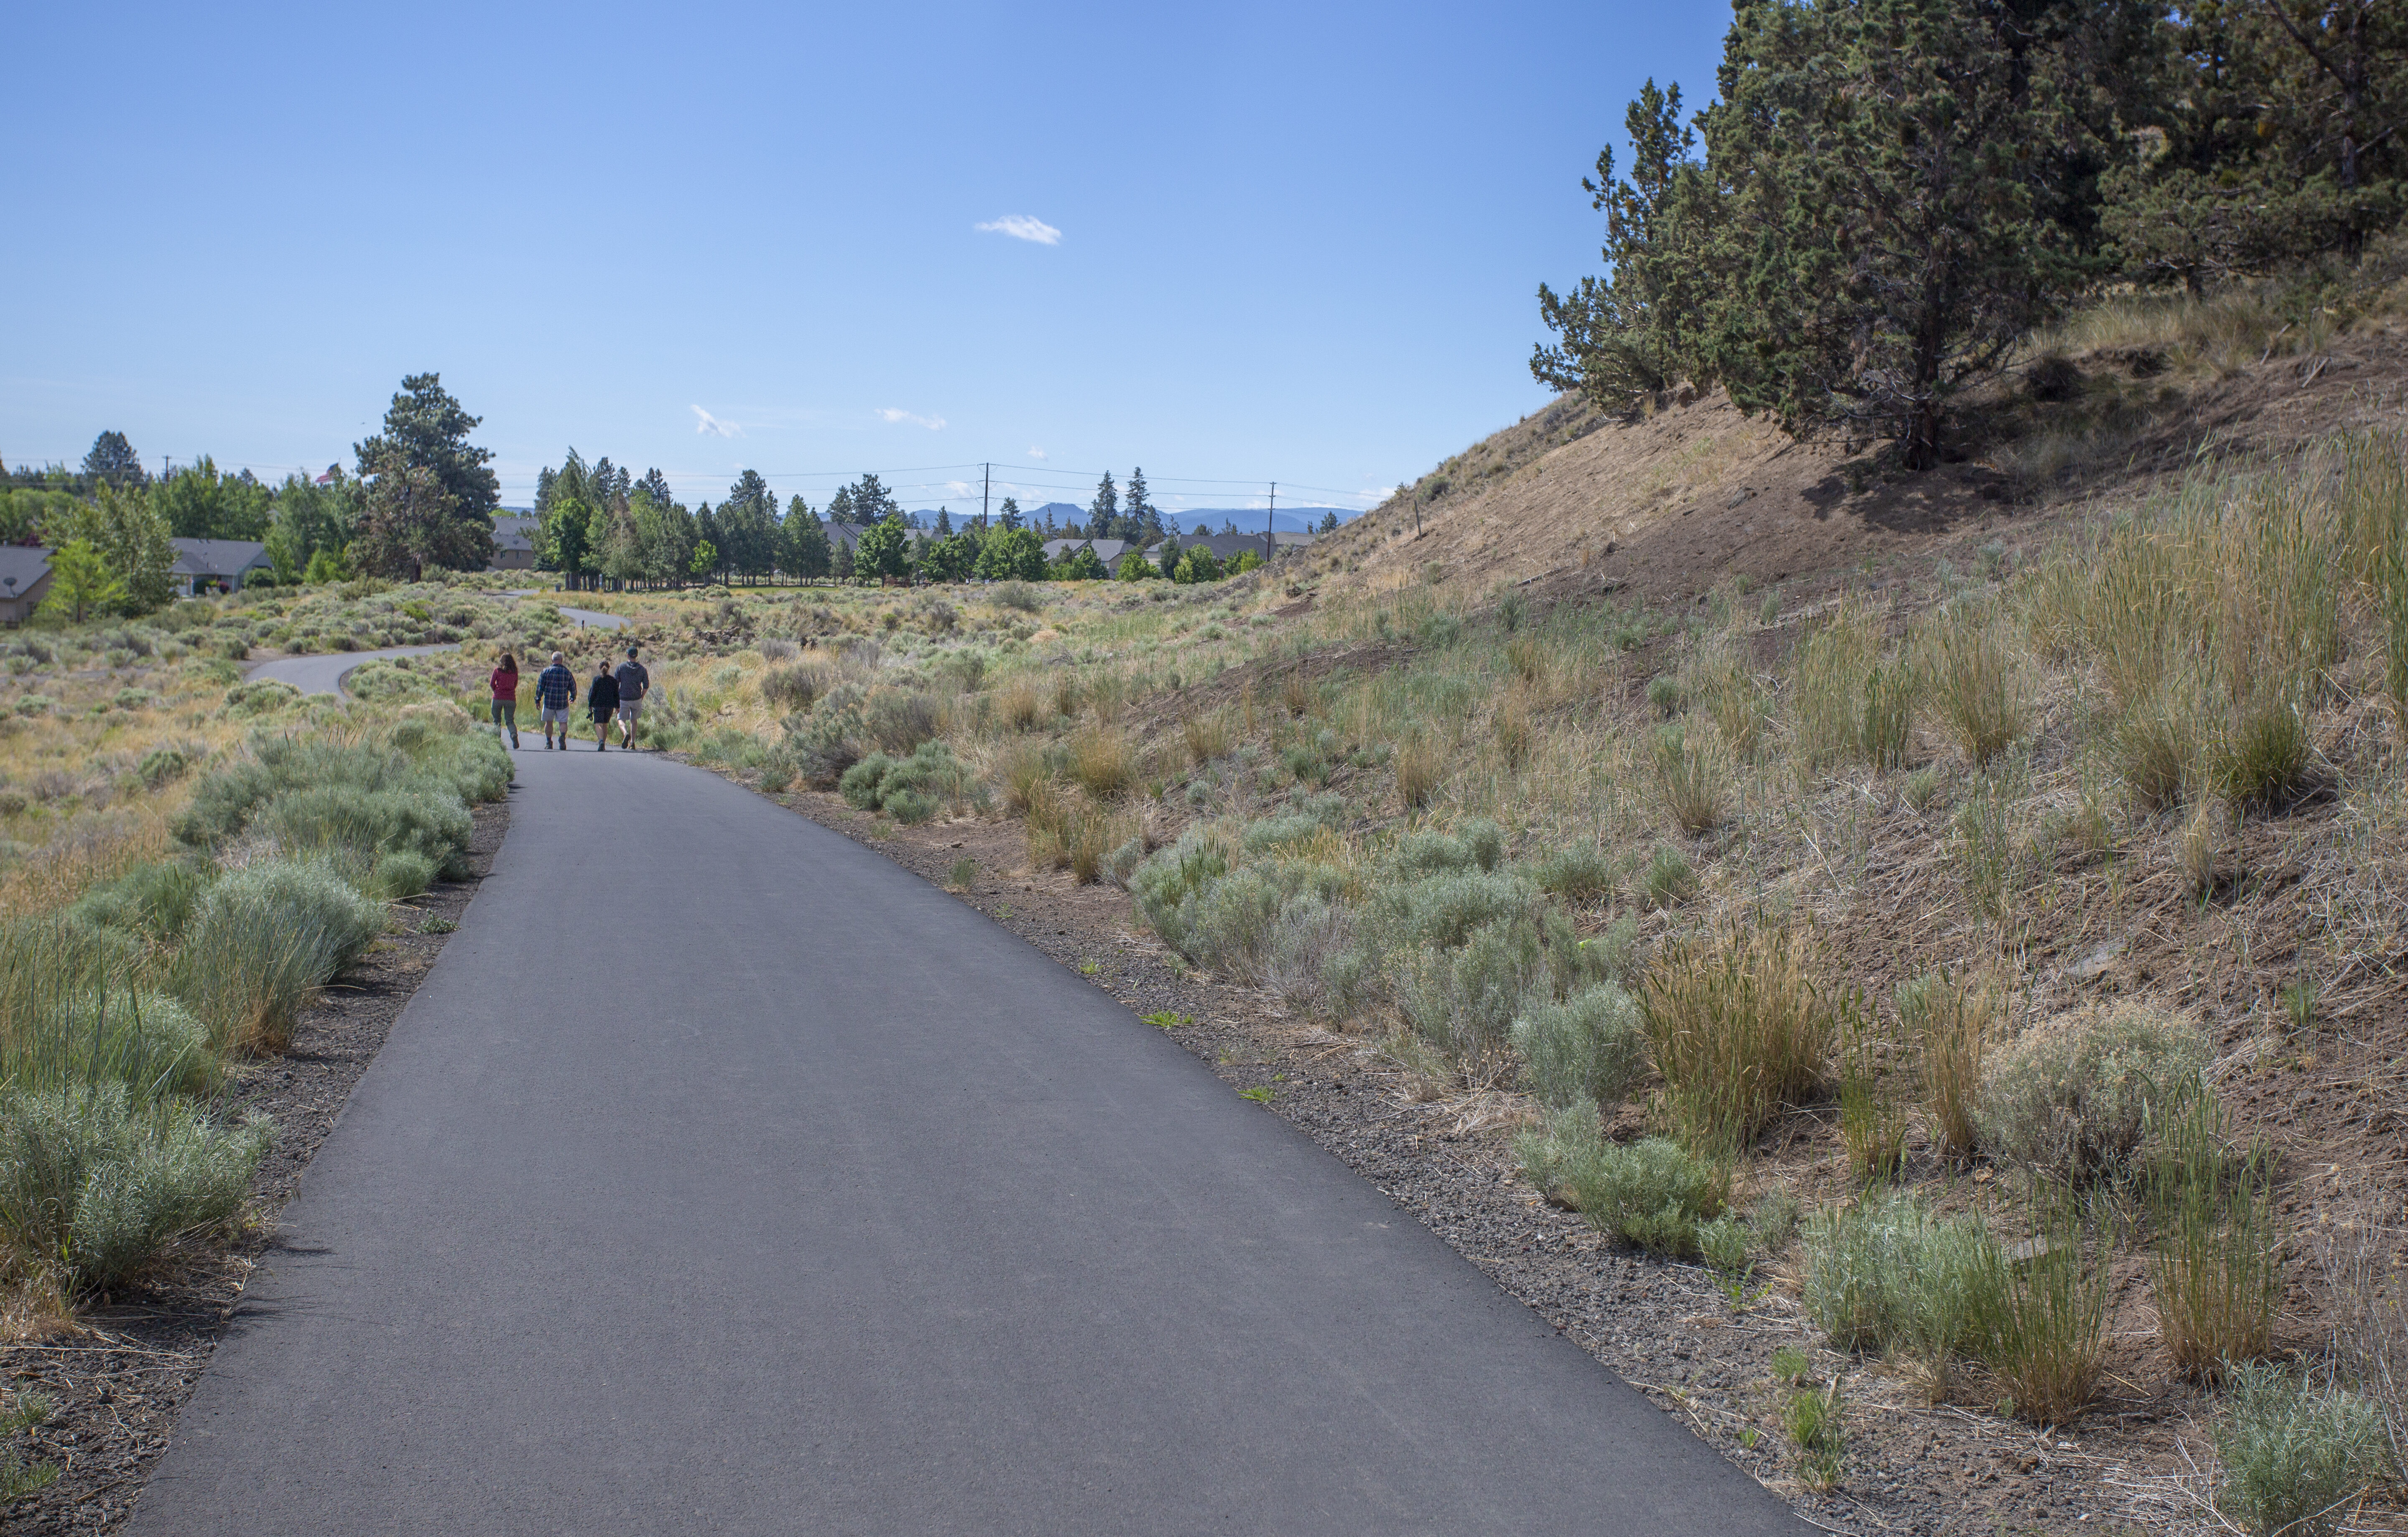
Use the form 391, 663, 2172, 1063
587, 658, 621, 751
612, 645, 650, 750
535, 651, 578, 750
489, 653, 521, 749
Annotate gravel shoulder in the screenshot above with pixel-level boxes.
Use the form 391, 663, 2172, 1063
0, 802, 508, 1535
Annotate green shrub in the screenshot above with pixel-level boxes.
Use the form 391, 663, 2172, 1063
1564, 1136, 1728, 1256
219, 679, 301, 717
1531, 844, 1614, 901
1803, 1191, 2004, 1397
885, 788, 938, 825
0, 1085, 273, 1289
1512, 983, 1643, 1108
839, 753, 894, 809
1975, 1006, 2209, 1179
1515, 1100, 1603, 1201
2214, 1363, 2387, 1537
1640, 845, 1697, 909
136, 745, 195, 788
176, 858, 387, 1054
1400, 916, 1545, 1060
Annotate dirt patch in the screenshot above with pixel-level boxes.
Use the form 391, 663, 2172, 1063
0, 801, 509, 1535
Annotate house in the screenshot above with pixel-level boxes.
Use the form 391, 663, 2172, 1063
491, 514, 540, 571
0, 548, 54, 625
1140, 529, 1315, 567
169, 539, 273, 596
1040, 537, 1131, 567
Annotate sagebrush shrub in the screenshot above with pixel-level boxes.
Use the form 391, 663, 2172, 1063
1565, 1136, 1728, 1256
259, 783, 475, 878
860, 689, 941, 754
1512, 983, 1643, 1108
1531, 844, 1614, 901
0, 1085, 273, 1289
26, 991, 219, 1100
2214, 1363, 2387, 1537
65, 860, 213, 943
1975, 1006, 2209, 1179
1400, 916, 1544, 1059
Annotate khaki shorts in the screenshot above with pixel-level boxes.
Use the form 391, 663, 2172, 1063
617, 699, 643, 722
539, 705, 572, 725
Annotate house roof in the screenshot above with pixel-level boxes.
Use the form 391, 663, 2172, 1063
0, 547, 52, 596
1041, 538, 1130, 564
494, 515, 540, 554
1140, 531, 1313, 562
169, 538, 272, 577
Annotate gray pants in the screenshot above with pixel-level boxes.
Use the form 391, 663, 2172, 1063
491, 699, 518, 741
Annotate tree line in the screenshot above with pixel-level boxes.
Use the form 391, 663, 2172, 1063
1533, 0, 2406, 470
1, 373, 503, 619
532, 461, 1273, 588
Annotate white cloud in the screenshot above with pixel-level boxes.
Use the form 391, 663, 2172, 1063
975, 214, 1063, 245
877, 408, 947, 431
691, 406, 741, 438
1027, 446, 1047, 460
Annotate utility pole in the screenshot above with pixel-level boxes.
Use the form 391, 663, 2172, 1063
981, 463, 990, 530
1266, 482, 1276, 561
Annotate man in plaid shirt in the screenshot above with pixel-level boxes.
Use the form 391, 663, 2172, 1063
535, 651, 579, 750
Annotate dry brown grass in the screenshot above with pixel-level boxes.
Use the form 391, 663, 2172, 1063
1395, 737, 1442, 811
1182, 711, 1232, 766
1641, 924, 1833, 1155
996, 675, 1049, 732
1069, 729, 1138, 801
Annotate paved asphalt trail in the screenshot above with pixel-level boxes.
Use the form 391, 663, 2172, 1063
127, 746, 1806, 1536
246, 605, 628, 699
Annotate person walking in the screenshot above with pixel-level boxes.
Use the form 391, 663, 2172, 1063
488, 653, 522, 749
612, 645, 650, 750
587, 658, 621, 751
535, 651, 578, 750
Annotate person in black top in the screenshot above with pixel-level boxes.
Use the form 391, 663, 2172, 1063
587, 659, 621, 751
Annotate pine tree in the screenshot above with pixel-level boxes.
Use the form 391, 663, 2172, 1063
1089, 471, 1119, 537
998, 496, 1022, 531
935, 508, 953, 538
81, 431, 146, 490
828, 485, 856, 526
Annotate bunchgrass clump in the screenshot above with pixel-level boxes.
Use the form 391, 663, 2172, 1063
1782, 1381, 1847, 1492
2148, 1093, 2282, 1380
1921, 604, 2027, 765
1897, 970, 1994, 1164
174, 858, 387, 1054
1640, 925, 1831, 1155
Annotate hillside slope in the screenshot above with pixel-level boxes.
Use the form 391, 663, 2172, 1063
1310, 317, 2408, 605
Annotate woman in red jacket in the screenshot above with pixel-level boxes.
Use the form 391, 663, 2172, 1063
490, 653, 521, 749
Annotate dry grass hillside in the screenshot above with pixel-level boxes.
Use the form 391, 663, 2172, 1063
1308, 293, 2408, 609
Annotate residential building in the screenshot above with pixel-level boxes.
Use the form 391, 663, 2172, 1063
0, 548, 54, 625
169, 539, 273, 596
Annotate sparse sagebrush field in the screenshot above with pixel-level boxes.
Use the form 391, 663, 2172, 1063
539, 411, 2408, 1530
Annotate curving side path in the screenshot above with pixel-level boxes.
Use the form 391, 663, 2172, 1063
243, 603, 628, 699
122, 747, 1807, 1536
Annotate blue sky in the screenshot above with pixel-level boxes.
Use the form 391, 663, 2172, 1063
3, 2, 1729, 520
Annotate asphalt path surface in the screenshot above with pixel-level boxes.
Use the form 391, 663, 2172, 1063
244, 644, 456, 698
127, 747, 1807, 1535
245, 603, 626, 698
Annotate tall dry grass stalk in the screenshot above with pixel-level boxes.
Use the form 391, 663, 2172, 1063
1181, 711, 1232, 765
1987, 1197, 2109, 1424
1069, 729, 1138, 801
1921, 605, 2028, 765
1651, 728, 1729, 834
1395, 738, 1441, 811
2149, 1095, 2281, 1381
1640, 925, 1832, 1156
1898, 970, 1995, 1164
